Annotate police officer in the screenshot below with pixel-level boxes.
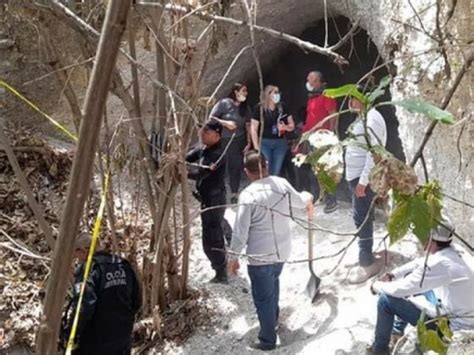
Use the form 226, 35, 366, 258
61, 233, 141, 354
186, 120, 228, 283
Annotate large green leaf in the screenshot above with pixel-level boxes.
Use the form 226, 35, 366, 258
317, 169, 337, 194
417, 311, 449, 355
367, 76, 391, 103
387, 199, 411, 244
323, 84, 368, 106
437, 317, 453, 340
420, 182, 443, 228
391, 99, 455, 124
411, 195, 433, 243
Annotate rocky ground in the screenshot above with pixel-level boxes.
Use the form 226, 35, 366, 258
1, 132, 473, 354
154, 202, 414, 355
153, 200, 474, 355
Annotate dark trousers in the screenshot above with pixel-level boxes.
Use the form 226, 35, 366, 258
296, 163, 336, 203
201, 192, 227, 270
348, 177, 375, 266
280, 148, 297, 186
74, 341, 131, 355
248, 263, 284, 349
224, 136, 246, 194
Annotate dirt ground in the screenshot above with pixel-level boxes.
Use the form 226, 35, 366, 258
152, 202, 422, 355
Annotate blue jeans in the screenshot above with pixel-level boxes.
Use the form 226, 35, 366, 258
261, 138, 288, 176
348, 178, 375, 266
248, 263, 284, 349
373, 294, 434, 353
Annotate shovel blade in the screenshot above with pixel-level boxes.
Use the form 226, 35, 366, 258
305, 275, 321, 302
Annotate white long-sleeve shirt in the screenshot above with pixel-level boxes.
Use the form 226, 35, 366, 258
372, 246, 474, 330
230, 176, 312, 265
345, 108, 387, 185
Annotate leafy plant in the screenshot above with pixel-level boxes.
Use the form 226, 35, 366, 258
417, 311, 452, 354
385, 99, 455, 124
323, 84, 368, 106
387, 182, 442, 244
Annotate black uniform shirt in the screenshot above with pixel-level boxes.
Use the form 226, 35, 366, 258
186, 140, 226, 196
63, 251, 141, 353
252, 103, 290, 139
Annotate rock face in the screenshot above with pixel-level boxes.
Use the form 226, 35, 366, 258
201, 0, 474, 244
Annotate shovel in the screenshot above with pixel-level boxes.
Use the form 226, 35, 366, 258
305, 210, 321, 302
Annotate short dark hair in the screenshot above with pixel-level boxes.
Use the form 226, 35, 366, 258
244, 150, 267, 173
202, 120, 223, 134
310, 71, 325, 83
434, 239, 452, 249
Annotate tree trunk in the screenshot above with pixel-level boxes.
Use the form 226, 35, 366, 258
35, 2, 131, 354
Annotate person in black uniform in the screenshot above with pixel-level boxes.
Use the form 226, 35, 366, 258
186, 120, 228, 283
60, 233, 141, 355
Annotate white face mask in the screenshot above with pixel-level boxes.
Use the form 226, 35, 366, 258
271, 93, 281, 104
306, 82, 314, 92
236, 94, 247, 103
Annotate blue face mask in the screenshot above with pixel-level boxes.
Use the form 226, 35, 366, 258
271, 93, 281, 104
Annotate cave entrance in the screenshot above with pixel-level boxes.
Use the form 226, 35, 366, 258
246, 16, 404, 201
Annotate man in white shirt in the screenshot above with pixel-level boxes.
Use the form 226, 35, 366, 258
367, 220, 474, 355
345, 89, 387, 284
228, 151, 313, 351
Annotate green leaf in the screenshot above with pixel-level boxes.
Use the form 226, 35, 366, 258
411, 195, 433, 243
437, 317, 453, 340
391, 99, 455, 124
317, 169, 337, 194
420, 181, 443, 228
387, 198, 411, 244
367, 76, 391, 103
424, 330, 448, 354
323, 84, 368, 106
417, 311, 449, 355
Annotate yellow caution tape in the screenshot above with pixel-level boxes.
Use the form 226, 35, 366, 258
0, 80, 78, 142
65, 173, 110, 354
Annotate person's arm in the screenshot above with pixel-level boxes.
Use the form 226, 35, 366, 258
209, 99, 237, 130
74, 264, 100, 340
282, 178, 313, 209
185, 145, 201, 163
372, 258, 450, 298
358, 111, 387, 187
250, 118, 260, 149
391, 258, 423, 279
229, 193, 252, 259
211, 116, 237, 131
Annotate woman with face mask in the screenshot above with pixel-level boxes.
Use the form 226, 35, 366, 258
250, 85, 295, 176
210, 83, 252, 203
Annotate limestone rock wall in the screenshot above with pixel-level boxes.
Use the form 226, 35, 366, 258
202, 0, 474, 243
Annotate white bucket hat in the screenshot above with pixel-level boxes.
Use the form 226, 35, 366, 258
432, 217, 455, 242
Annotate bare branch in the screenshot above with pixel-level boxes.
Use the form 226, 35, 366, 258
410, 50, 474, 167
0, 126, 56, 249
136, 1, 349, 65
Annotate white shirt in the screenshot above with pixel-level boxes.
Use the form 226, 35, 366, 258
372, 246, 474, 330
345, 108, 387, 185
230, 176, 312, 265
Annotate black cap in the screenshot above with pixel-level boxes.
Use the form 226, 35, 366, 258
202, 120, 223, 134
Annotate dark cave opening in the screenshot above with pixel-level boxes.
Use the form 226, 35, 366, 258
245, 16, 405, 200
